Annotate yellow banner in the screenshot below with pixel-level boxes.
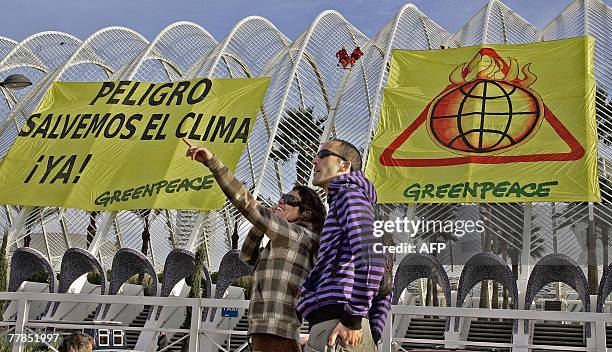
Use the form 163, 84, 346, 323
366, 37, 599, 203
0, 77, 271, 210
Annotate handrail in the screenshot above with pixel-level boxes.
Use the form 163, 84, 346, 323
1, 292, 248, 352
2, 292, 612, 352
0, 292, 249, 307
386, 305, 612, 352
158, 333, 189, 352
391, 305, 610, 322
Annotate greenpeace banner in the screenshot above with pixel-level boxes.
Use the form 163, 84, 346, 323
0, 77, 271, 210
366, 36, 599, 204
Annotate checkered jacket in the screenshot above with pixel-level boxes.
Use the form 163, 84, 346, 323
204, 156, 320, 341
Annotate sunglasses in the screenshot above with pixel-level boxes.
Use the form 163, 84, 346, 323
278, 193, 302, 207
316, 149, 354, 171
316, 149, 347, 161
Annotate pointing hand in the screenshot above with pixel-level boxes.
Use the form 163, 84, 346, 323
182, 138, 213, 163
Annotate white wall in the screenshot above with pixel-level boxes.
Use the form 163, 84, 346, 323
2, 282, 49, 321
100, 283, 146, 325
46, 280, 101, 321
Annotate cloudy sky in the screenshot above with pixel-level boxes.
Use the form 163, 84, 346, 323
1, 0, 608, 42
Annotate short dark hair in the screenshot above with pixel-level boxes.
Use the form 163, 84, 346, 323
60, 332, 94, 352
331, 139, 362, 171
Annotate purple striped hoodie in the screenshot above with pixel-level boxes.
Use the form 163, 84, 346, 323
297, 170, 391, 342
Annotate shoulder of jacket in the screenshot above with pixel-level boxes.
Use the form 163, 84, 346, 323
335, 184, 370, 203
334, 183, 362, 197
292, 221, 318, 239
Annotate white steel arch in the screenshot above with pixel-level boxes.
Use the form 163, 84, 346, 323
182, 17, 290, 268
0, 31, 82, 122
186, 16, 290, 79
0, 27, 149, 270
0, 31, 81, 74
0, 36, 18, 62
116, 21, 218, 82
535, 0, 612, 265
332, 4, 448, 158
329, 4, 449, 267
0, 27, 148, 160
105, 23, 217, 271
0, 0, 609, 278
0, 32, 82, 165
448, 0, 538, 46
252, 10, 367, 200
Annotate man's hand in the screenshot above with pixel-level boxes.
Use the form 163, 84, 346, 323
327, 322, 362, 347
183, 138, 213, 163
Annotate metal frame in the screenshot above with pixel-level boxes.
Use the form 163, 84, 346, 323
1, 291, 611, 352
0, 0, 608, 288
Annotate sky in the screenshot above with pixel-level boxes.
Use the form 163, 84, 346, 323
0, 0, 609, 42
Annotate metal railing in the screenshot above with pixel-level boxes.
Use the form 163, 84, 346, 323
2, 291, 612, 352
383, 305, 612, 352
0, 291, 249, 352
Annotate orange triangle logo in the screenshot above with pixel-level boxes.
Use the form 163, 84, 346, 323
380, 48, 585, 167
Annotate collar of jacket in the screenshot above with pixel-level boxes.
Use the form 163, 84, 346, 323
327, 170, 377, 204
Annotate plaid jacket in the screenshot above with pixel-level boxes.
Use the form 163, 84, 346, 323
204, 156, 320, 341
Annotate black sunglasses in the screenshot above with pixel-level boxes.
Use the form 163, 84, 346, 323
316, 148, 354, 171
279, 193, 302, 207
316, 149, 347, 161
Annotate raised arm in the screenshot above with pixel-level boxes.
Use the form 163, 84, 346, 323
239, 226, 264, 265
184, 140, 301, 247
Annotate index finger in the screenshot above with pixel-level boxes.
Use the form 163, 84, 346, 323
181, 137, 195, 148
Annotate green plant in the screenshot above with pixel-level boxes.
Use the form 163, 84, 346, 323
210, 271, 218, 284
414, 203, 460, 308
126, 274, 154, 296
0, 230, 8, 317
557, 179, 612, 293
0, 336, 9, 352
234, 276, 254, 300
86, 211, 99, 247
86, 272, 102, 285
270, 107, 326, 184
26, 271, 50, 284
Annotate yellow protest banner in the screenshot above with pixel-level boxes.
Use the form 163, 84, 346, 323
366, 36, 599, 204
0, 77, 270, 210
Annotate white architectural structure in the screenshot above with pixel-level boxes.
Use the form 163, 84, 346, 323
0, 0, 609, 278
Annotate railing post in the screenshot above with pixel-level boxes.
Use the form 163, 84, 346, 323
12, 298, 29, 352
189, 298, 202, 352
588, 295, 599, 352
595, 320, 606, 351
381, 311, 392, 352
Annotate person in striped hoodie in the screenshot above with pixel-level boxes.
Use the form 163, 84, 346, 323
299, 139, 391, 352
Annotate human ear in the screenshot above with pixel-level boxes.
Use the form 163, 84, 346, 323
341, 160, 352, 172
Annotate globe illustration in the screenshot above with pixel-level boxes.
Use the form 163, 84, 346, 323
428, 79, 542, 154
